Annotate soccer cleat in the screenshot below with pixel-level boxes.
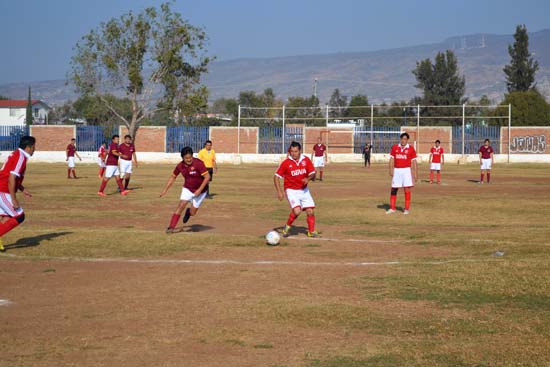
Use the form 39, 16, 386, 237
97, 192, 106, 197
281, 224, 291, 237
120, 190, 130, 196
165, 227, 174, 234
479, 181, 484, 184
0, 237, 4, 252
182, 208, 191, 224
386, 209, 397, 214
429, 181, 433, 184
403, 210, 410, 215
307, 231, 320, 238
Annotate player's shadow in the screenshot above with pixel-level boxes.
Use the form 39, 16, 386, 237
173, 225, 214, 233
377, 204, 404, 212
3, 231, 73, 251
273, 225, 308, 236
467, 179, 480, 183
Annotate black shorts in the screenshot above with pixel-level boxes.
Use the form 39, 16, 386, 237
207, 168, 214, 182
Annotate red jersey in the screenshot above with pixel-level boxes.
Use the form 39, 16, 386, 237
275, 155, 315, 190
66, 144, 76, 157
313, 144, 326, 157
430, 146, 444, 163
390, 144, 417, 168
0, 148, 30, 193
173, 158, 209, 192
98, 146, 106, 159
106, 143, 120, 166
479, 145, 494, 159
118, 143, 135, 161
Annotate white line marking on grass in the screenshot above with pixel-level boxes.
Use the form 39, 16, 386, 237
0, 299, 12, 306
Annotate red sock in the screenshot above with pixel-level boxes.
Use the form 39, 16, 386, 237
98, 179, 108, 193
0, 217, 20, 236
286, 211, 297, 226
405, 190, 411, 210
320, 171, 323, 180
72, 170, 77, 178
124, 178, 130, 189
487, 172, 491, 183
429, 171, 434, 182
437, 172, 441, 183
67, 168, 71, 178
307, 215, 315, 233
169, 214, 181, 229
115, 177, 125, 191
480, 173, 485, 182
390, 194, 397, 210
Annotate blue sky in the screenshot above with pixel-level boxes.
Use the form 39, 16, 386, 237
0, 0, 548, 84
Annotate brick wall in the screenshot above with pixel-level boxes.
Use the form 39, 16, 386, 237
501, 127, 550, 154
400, 126, 452, 154
29, 126, 76, 151
120, 126, 166, 153
210, 127, 258, 153
304, 127, 353, 154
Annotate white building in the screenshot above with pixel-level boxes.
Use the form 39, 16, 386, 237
0, 100, 50, 125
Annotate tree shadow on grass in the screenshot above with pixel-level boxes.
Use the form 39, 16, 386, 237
3, 231, 73, 251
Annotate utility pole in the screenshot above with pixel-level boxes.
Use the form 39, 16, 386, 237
313, 78, 318, 98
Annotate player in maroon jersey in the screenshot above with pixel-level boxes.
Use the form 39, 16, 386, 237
66, 138, 82, 179
0, 136, 35, 251
429, 140, 444, 184
275, 141, 320, 238
387, 133, 418, 215
160, 146, 211, 233
97, 135, 130, 196
311, 137, 327, 181
118, 135, 138, 190
479, 139, 494, 184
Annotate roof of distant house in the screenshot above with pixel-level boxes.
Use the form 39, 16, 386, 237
0, 100, 47, 108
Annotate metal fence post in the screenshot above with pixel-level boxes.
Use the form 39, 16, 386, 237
237, 104, 241, 156
370, 104, 374, 147
416, 104, 420, 152
282, 105, 285, 154
508, 103, 511, 163
462, 103, 466, 156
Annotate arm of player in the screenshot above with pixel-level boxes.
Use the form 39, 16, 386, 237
273, 175, 284, 201
412, 159, 418, 182
159, 175, 177, 197
133, 152, 138, 167
324, 150, 328, 163
389, 157, 394, 177
76, 151, 82, 161
66, 147, 69, 161
490, 152, 494, 166
8, 174, 20, 209
194, 172, 210, 196
479, 152, 482, 165
429, 153, 433, 164
441, 153, 444, 165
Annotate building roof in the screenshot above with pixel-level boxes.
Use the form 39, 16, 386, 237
0, 100, 44, 108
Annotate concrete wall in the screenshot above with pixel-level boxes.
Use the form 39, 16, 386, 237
304, 127, 354, 154
501, 127, 550, 154
401, 126, 453, 154
210, 127, 258, 154
120, 126, 166, 153
29, 125, 76, 151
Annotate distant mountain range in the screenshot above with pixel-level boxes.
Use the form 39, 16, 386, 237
1, 29, 549, 106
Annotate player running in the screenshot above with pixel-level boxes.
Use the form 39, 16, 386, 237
97, 142, 107, 179
429, 139, 444, 184
311, 137, 327, 181
0, 136, 35, 252
387, 132, 418, 215
118, 135, 138, 190
479, 138, 494, 184
97, 135, 130, 196
66, 138, 82, 179
275, 141, 320, 238
198, 140, 217, 198
160, 146, 211, 233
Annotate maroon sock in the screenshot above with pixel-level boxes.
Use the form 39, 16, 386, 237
0, 217, 20, 237
115, 177, 125, 191
487, 172, 491, 183
98, 180, 108, 193
320, 171, 323, 180
480, 173, 485, 182
286, 212, 297, 226
307, 215, 315, 233
72, 170, 77, 178
67, 168, 71, 178
124, 178, 130, 189
169, 214, 181, 229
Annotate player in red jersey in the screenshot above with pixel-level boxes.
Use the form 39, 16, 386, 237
311, 137, 327, 181
97, 142, 107, 179
0, 136, 35, 251
160, 146, 211, 233
97, 135, 130, 196
275, 141, 320, 238
66, 138, 82, 179
387, 133, 418, 215
429, 139, 444, 184
479, 139, 494, 184
118, 135, 138, 190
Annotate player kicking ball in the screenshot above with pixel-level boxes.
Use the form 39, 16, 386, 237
160, 146, 211, 233
274, 141, 320, 238
387, 132, 418, 215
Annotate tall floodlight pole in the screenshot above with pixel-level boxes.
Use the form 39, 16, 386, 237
313, 78, 318, 98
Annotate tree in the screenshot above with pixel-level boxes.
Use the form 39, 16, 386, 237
0, 95, 9, 100
328, 88, 347, 117
286, 95, 321, 125
346, 94, 369, 118
499, 90, 550, 126
25, 86, 33, 125
413, 50, 465, 106
504, 25, 539, 92
69, 2, 211, 140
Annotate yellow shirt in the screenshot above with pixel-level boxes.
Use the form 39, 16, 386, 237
198, 148, 216, 168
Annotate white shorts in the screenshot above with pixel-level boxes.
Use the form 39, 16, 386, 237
0, 192, 24, 217
120, 159, 133, 175
105, 165, 120, 178
430, 163, 441, 171
67, 157, 75, 168
180, 187, 207, 209
392, 167, 414, 188
286, 188, 315, 210
313, 156, 325, 168
481, 158, 492, 170
97, 158, 106, 168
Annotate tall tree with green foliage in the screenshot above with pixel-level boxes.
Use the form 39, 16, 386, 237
25, 86, 33, 125
346, 94, 369, 118
329, 88, 348, 117
69, 2, 211, 140
504, 25, 539, 92
413, 50, 465, 106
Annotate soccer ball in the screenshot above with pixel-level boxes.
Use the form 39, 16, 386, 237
265, 230, 281, 246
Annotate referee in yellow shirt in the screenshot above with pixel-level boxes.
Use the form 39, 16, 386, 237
198, 140, 217, 198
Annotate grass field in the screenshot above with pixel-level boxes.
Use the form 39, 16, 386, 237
1, 161, 549, 366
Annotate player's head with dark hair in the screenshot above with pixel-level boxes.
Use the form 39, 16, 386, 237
19, 136, 36, 156
124, 135, 132, 143
290, 141, 301, 150
289, 141, 302, 160
399, 132, 409, 146
101, 141, 107, 146
435, 139, 440, 144
204, 140, 213, 150
400, 133, 410, 140
484, 138, 490, 143
181, 146, 194, 165
71, 138, 76, 142
124, 135, 131, 139
112, 134, 120, 144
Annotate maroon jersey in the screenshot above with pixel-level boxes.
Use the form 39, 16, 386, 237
118, 143, 135, 161
390, 144, 417, 168
173, 158, 209, 192
275, 155, 316, 190
0, 149, 30, 193
66, 144, 76, 157
430, 146, 444, 163
479, 145, 494, 159
313, 144, 326, 157
106, 143, 120, 166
